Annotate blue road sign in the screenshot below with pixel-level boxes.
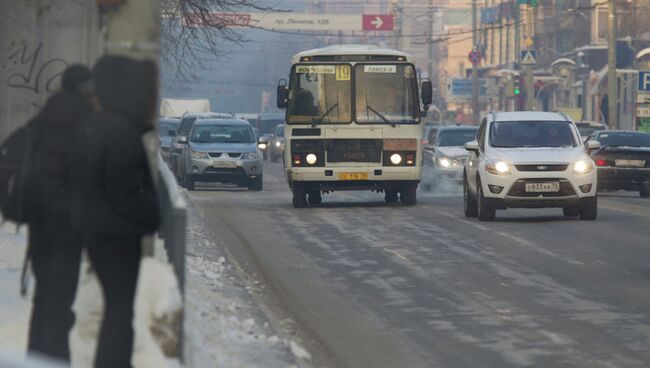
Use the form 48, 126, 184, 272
451, 78, 487, 97
638, 71, 650, 92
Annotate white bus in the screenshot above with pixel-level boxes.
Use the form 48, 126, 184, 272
276, 45, 433, 208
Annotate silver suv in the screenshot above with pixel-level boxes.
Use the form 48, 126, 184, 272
178, 119, 264, 191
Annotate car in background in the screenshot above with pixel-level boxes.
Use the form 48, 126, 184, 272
423, 125, 478, 189
421, 122, 443, 146
178, 119, 263, 191
588, 130, 650, 198
171, 112, 234, 179
269, 124, 285, 162
159, 117, 180, 162
464, 111, 599, 221
575, 120, 607, 141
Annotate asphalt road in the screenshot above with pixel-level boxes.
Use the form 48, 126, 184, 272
189, 162, 650, 368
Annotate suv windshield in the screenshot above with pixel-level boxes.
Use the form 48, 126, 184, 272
437, 128, 478, 147
490, 121, 577, 148
190, 124, 255, 144
287, 64, 352, 124
179, 116, 198, 135
597, 132, 650, 147
355, 64, 418, 124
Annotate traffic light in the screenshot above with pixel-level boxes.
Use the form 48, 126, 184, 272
513, 76, 522, 96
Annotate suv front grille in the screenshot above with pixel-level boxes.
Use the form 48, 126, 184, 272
515, 164, 568, 172
507, 178, 576, 197
208, 152, 242, 158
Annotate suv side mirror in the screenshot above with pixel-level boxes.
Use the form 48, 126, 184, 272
177, 135, 188, 144
421, 78, 433, 109
277, 79, 289, 109
464, 140, 479, 153
586, 140, 600, 152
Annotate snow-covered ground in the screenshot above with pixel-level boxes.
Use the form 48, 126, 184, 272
0, 223, 183, 368
183, 201, 305, 368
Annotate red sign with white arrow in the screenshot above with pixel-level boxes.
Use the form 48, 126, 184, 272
362, 14, 394, 31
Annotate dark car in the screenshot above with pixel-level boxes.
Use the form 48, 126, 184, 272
269, 124, 285, 163
159, 118, 180, 162
589, 130, 650, 198
576, 120, 607, 141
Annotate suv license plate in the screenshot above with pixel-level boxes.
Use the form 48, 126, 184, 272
615, 159, 645, 167
525, 182, 560, 193
214, 161, 237, 168
338, 172, 369, 180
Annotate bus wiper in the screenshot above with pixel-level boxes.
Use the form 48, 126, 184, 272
366, 105, 396, 127
311, 103, 339, 127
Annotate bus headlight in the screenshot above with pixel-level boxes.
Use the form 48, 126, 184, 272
390, 153, 402, 165
306, 153, 318, 165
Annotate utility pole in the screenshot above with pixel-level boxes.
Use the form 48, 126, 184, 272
428, 0, 434, 90
525, 5, 535, 110
607, 0, 618, 128
472, 0, 480, 123
498, 0, 503, 66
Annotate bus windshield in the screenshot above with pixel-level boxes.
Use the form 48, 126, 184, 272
355, 64, 418, 124
287, 64, 352, 124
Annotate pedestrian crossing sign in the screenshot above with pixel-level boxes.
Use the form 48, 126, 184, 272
520, 50, 537, 65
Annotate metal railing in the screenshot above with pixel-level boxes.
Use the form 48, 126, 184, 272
157, 154, 186, 295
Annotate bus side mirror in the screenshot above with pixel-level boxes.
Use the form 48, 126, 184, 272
421, 79, 433, 108
277, 79, 288, 109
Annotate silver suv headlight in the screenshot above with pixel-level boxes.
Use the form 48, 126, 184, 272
191, 151, 210, 160
241, 151, 260, 160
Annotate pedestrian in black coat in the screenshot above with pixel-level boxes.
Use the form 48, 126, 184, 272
26, 64, 94, 363
68, 55, 160, 368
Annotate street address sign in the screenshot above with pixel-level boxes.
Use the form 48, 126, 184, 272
362, 14, 394, 31
638, 71, 650, 92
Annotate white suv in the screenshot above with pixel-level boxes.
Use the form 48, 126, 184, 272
463, 111, 599, 221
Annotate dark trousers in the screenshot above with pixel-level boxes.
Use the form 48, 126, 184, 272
28, 215, 82, 363
87, 235, 142, 368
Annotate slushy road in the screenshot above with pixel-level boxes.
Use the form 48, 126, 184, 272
189, 162, 650, 368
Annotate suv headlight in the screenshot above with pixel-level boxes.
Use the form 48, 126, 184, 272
573, 159, 593, 175
191, 151, 210, 160
438, 156, 461, 168
485, 160, 511, 175
241, 151, 259, 160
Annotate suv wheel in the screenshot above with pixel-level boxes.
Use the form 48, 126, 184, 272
463, 173, 478, 218
248, 176, 263, 191
477, 178, 495, 221
400, 184, 417, 206
640, 184, 650, 198
308, 191, 322, 205
292, 183, 307, 208
385, 189, 398, 203
579, 196, 598, 220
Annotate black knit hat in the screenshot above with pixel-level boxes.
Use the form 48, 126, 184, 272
61, 64, 93, 93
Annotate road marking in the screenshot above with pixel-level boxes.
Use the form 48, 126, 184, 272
383, 248, 410, 263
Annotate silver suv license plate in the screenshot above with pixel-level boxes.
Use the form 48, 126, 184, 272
525, 182, 560, 193
214, 161, 237, 168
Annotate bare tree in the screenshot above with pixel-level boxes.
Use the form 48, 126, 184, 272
160, 0, 281, 80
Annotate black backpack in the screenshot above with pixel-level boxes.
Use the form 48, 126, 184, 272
0, 126, 36, 223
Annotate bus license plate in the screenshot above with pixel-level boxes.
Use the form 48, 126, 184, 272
338, 172, 369, 180
214, 161, 237, 168
525, 182, 560, 193
615, 159, 645, 167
